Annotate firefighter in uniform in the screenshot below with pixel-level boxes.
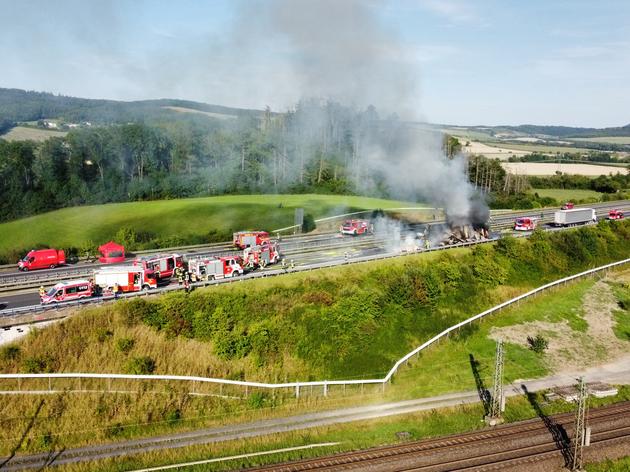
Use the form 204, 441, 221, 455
344, 252, 349, 263
289, 259, 295, 270
184, 270, 191, 293
424, 238, 431, 250
113, 282, 120, 299
176, 266, 184, 286
39, 286, 45, 300
281, 258, 286, 272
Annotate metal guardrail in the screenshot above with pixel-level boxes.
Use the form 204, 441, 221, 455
2, 258, 627, 398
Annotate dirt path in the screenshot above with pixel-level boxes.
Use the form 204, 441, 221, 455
490, 274, 630, 373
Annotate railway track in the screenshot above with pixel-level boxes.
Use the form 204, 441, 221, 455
247, 401, 630, 472
2, 400, 628, 471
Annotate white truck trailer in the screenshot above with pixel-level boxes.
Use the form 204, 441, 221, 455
553, 208, 597, 227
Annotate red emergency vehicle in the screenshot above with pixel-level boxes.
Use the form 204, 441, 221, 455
561, 202, 575, 210
242, 241, 280, 269
514, 217, 537, 231
233, 231, 270, 249
40, 279, 94, 304
133, 253, 183, 279
188, 256, 244, 281
608, 209, 625, 220
93, 266, 157, 294
18, 249, 65, 271
340, 219, 372, 236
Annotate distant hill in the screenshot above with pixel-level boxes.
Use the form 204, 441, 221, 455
498, 124, 630, 138
0, 87, 263, 124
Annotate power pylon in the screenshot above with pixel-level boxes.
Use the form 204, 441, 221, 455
486, 339, 505, 425
571, 376, 590, 471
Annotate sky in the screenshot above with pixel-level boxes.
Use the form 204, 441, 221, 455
1, 0, 629, 127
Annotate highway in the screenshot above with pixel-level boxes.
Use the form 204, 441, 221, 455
0, 201, 628, 315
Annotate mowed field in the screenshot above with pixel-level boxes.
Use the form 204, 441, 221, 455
460, 140, 529, 160
0, 194, 421, 252
529, 188, 602, 201
573, 136, 630, 144
162, 106, 237, 120
0, 126, 67, 141
502, 162, 629, 176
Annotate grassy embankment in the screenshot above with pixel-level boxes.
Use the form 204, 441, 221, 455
0, 221, 628, 456
0, 194, 423, 263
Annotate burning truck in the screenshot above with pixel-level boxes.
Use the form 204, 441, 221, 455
438, 203, 491, 246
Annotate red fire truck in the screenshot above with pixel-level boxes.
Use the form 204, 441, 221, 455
133, 253, 183, 279
40, 279, 94, 304
514, 217, 537, 231
242, 241, 280, 269
233, 231, 270, 249
340, 219, 372, 236
608, 209, 625, 220
93, 266, 157, 294
18, 249, 65, 271
188, 256, 244, 281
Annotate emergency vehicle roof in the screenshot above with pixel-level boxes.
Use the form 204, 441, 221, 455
99, 241, 125, 254
53, 279, 91, 288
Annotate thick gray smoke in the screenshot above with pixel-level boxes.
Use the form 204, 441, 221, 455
243, 0, 487, 225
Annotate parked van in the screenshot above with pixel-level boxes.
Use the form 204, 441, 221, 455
18, 249, 66, 271
40, 280, 94, 304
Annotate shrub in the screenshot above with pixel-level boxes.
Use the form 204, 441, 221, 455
247, 392, 269, 409
0, 345, 20, 361
527, 335, 549, 354
118, 298, 161, 328
302, 213, 316, 233
96, 328, 114, 343
115, 337, 135, 354
125, 356, 156, 375
213, 330, 251, 360
21, 354, 57, 373
164, 408, 181, 424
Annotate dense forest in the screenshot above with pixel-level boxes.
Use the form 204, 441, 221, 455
1, 88, 629, 223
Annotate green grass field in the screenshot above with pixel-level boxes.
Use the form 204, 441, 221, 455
0, 194, 421, 255
0, 126, 67, 142
529, 188, 603, 201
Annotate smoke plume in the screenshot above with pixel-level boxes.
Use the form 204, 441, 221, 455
241, 0, 487, 224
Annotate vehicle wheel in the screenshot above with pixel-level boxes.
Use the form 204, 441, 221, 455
22, 267, 28, 272
49, 264, 55, 269
142, 285, 150, 292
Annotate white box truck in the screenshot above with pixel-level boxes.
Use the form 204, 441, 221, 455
553, 208, 596, 227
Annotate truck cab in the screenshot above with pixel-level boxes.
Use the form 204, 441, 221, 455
608, 209, 624, 220
340, 219, 372, 236
561, 202, 574, 210
233, 231, 270, 249
514, 217, 537, 231
134, 254, 183, 279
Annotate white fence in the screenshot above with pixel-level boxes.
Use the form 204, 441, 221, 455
1, 258, 628, 398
